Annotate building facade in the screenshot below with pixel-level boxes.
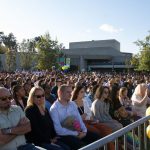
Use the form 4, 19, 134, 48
63, 39, 132, 71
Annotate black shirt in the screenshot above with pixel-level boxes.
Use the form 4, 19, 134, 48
78, 106, 84, 115
25, 104, 56, 146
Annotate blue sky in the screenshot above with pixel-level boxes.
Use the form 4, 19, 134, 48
0, 0, 150, 54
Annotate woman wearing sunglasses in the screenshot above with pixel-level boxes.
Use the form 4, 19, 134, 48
25, 86, 70, 150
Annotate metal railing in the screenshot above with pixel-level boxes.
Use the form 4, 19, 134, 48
79, 115, 150, 150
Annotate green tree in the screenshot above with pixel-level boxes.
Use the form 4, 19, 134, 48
2, 33, 18, 71
19, 39, 36, 70
2, 33, 18, 51
134, 32, 150, 71
130, 54, 140, 70
138, 48, 150, 71
35, 33, 64, 70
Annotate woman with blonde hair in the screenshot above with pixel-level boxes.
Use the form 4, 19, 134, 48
119, 87, 132, 110
131, 83, 150, 118
25, 86, 70, 150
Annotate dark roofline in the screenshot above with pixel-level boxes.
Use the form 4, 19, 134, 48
69, 39, 119, 44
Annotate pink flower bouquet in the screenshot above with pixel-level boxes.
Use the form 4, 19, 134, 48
61, 116, 81, 131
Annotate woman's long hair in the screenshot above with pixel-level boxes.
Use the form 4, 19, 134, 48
110, 84, 120, 109
94, 86, 110, 103
12, 85, 27, 110
119, 87, 128, 99
27, 86, 45, 109
71, 85, 84, 101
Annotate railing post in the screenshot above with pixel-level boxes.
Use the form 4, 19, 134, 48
124, 133, 127, 150
132, 129, 136, 150
104, 144, 107, 150
115, 138, 118, 150
138, 125, 142, 150
144, 122, 147, 150
78, 116, 150, 150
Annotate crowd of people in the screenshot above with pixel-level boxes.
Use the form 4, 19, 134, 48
0, 70, 150, 150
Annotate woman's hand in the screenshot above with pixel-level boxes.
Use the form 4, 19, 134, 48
77, 132, 86, 139
51, 137, 60, 143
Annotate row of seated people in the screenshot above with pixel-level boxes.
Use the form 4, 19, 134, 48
0, 81, 150, 150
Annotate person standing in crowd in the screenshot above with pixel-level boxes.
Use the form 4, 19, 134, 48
25, 86, 69, 150
0, 87, 44, 150
50, 85, 100, 150
131, 83, 150, 118
91, 86, 123, 132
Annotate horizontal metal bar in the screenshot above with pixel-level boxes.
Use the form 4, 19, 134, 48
79, 115, 150, 150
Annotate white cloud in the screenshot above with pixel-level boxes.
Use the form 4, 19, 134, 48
99, 24, 123, 33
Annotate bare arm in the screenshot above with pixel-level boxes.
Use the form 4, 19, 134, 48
11, 117, 31, 135
133, 89, 149, 106
133, 95, 148, 106
0, 129, 16, 145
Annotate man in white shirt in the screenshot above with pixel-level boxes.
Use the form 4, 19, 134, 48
50, 85, 100, 150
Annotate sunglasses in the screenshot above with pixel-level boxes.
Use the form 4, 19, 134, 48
34, 94, 45, 99
0, 96, 12, 101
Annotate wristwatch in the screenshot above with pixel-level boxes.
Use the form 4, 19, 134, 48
1, 128, 12, 134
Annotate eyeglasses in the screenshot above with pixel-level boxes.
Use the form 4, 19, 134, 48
0, 96, 12, 101
34, 94, 45, 99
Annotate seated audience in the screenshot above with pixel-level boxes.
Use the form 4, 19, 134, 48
71, 85, 115, 150
50, 85, 100, 150
91, 86, 123, 132
25, 86, 70, 150
0, 87, 44, 150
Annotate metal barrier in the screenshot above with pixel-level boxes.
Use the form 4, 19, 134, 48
79, 115, 150, 150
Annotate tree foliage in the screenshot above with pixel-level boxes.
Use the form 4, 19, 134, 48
19, 39, 36, 70
130, 54, 140, 70
133, 32, 150, 71
2, 33, 18, 51
0, 31, 64, 71
0, 32, 18, 71
35, 33, 64, 70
